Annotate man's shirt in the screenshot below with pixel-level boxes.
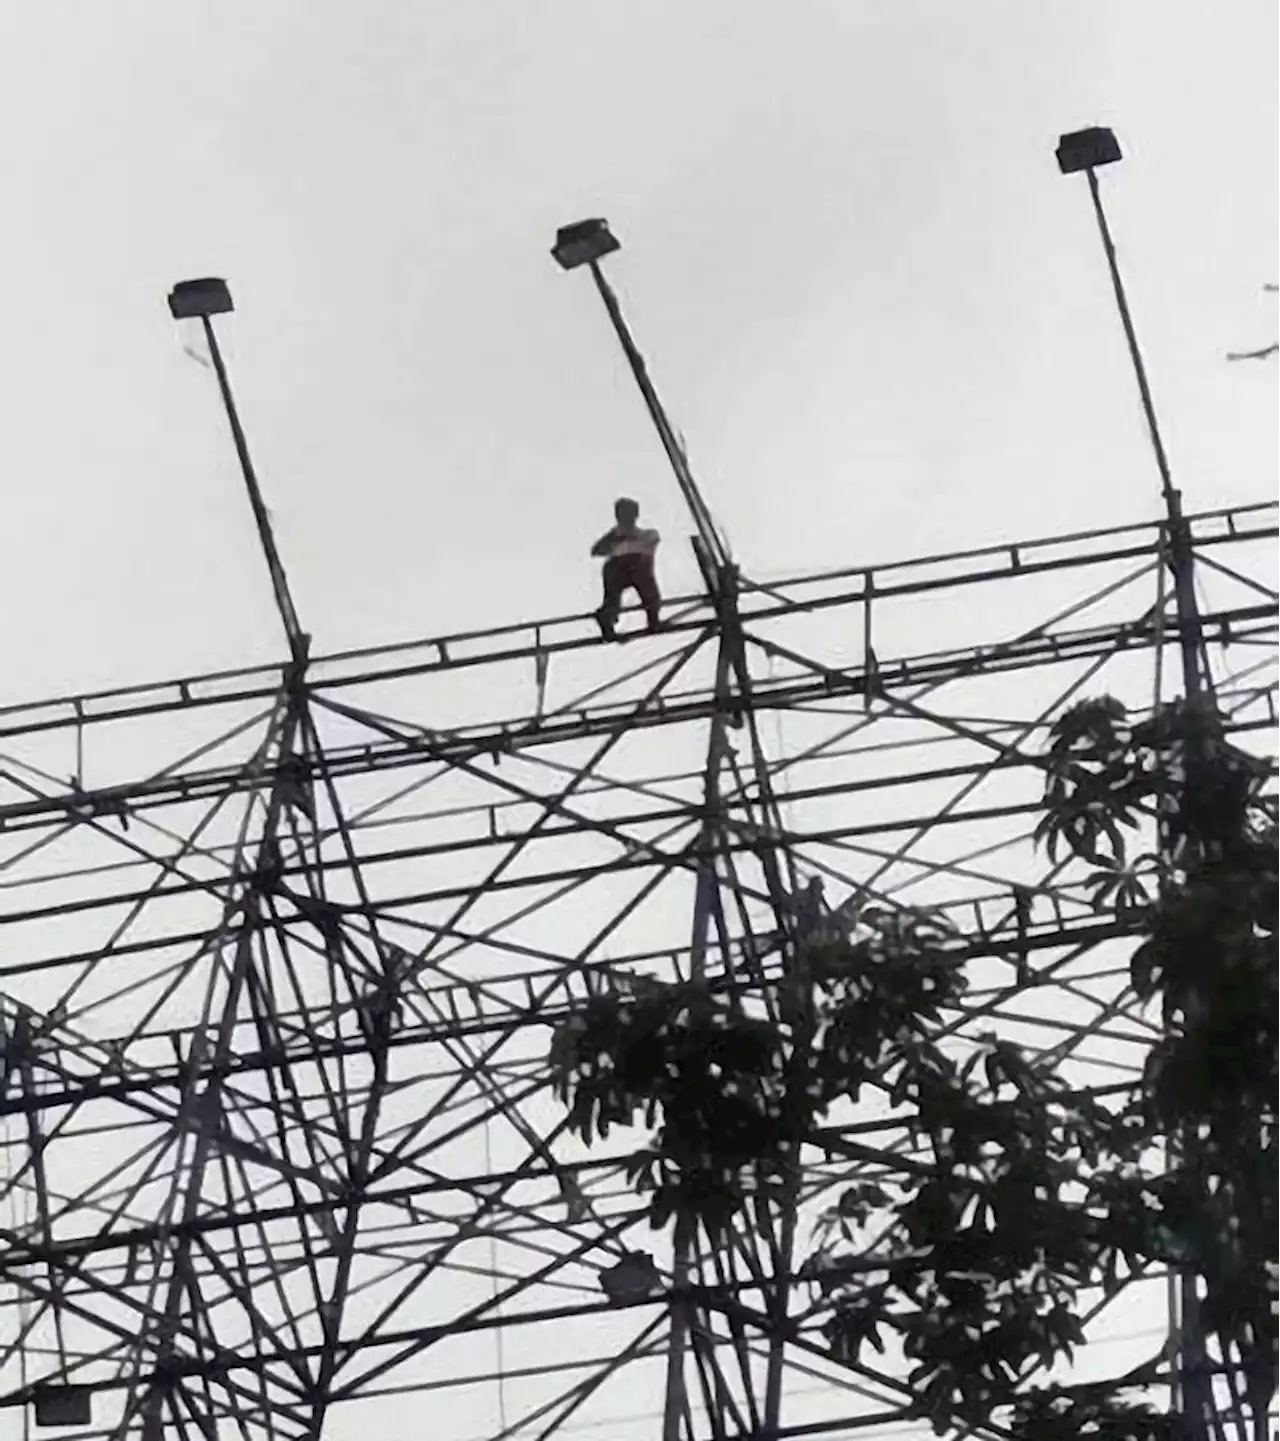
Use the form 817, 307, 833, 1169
605, 527, 660, 560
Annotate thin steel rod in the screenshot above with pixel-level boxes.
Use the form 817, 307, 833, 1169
0, 502, 1269, 745
1084, 167, 1208, 702
200, 316, 309, 666
586, 260, 729, 572
1084, 163, 1219, 1436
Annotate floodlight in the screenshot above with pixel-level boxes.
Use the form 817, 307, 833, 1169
1055, 127, 1122, 175
34, 1386, 92, 1428
168, 277, 234, 320
551, 219, 620, 271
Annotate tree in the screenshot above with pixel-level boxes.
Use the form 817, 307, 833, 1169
548, 694, 1277, 1437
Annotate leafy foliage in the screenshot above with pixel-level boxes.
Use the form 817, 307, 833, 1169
548, 693, 1276, 1434
1006, 1390, 1193, 1440
807, 1045, 1149, 1432
548, 912, 971, 1238
1037, 696, 1278, 1420
1040, 693, 1271, 845
548, 978, 813, 1234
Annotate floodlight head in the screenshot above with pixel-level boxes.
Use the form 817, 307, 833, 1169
168, 277, 234, 320
34, 1386, 93, 1428
551, 219, 620, 271
1055, 127, 1122, 175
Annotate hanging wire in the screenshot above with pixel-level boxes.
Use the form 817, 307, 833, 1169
1226, 282, 1278, 360
177, 319, 212, 370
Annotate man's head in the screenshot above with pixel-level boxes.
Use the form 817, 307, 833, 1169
614, 497, 640, 525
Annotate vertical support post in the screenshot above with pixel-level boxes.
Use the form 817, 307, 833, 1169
1086, 166, 1212, 1432
120, 658, 309, 1437
554, 222, 806, 1440
156, 281, 317, 1431
662, 626, 735, 1441
623, 293, 792, 1441
15, 1022, 68, 1377
1068, 138, 1218, 1435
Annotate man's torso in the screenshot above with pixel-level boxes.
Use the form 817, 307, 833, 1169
607, 527, 660, 560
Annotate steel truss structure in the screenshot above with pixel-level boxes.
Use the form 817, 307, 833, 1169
0, 167, 1276, 1441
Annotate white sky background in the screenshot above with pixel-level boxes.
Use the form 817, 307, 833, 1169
0, 5, 1275, 1440
0, 2, 1274, 698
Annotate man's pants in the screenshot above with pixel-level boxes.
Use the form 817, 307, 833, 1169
598, 555, 661, 632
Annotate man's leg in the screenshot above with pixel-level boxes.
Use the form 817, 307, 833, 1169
633, 561, 664, 631
596, 560, 625, 639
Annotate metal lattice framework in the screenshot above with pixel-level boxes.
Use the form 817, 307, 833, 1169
0, 144, 1275, 1441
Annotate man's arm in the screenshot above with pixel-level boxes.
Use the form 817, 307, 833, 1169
590, 528, 618, 558
608, 528, 661, 559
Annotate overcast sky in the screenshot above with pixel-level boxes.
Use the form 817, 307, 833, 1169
0, 7, 1274, 1438
1, 2, 1274, 700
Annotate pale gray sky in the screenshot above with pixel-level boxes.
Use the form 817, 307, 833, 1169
1, 2, 1274, 695
0, 5, 1274, 1440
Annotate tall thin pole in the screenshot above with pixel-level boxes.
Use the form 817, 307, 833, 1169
585, 262, 730, 574
576, 255, 711, 1441
1083, 168, 1208, 703
1083, 163, 1214, 1434
578, 253, 805, 1440
200, 316, 309, 667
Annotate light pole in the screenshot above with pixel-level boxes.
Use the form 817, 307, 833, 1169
551, 219, 809, 1441
551, 223, 706, 1441
1055, 130, 1176, 508
1055, 128, 1208, 704
1057, 127, 1214, 1437
168, 278, 309, 667
551, 219, 730, 584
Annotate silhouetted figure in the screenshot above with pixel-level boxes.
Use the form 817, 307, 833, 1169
591, 497, 664, 640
